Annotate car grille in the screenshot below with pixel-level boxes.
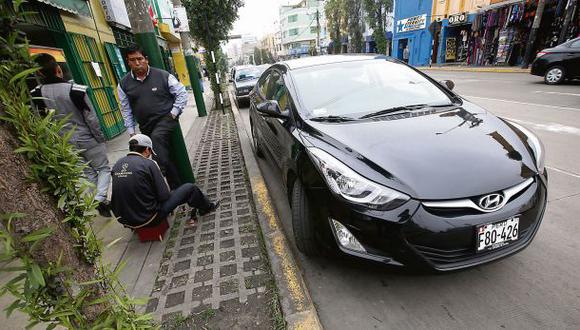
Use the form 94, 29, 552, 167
410, 227, 532, 267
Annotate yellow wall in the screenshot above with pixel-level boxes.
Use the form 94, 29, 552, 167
61, 0, 115, 44
171, 46, 191, 88
432, 0, 491, 20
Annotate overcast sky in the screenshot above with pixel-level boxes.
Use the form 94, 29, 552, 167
231, 0, 300, 38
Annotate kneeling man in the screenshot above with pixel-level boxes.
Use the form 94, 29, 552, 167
111, 134, 219, 228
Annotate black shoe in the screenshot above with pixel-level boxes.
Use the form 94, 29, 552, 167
199, 200, 220, 216
96, 201, 112, 218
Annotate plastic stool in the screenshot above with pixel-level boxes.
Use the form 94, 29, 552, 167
135, 219, 169, 242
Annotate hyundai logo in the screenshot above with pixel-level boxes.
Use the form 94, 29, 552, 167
478, 193, 505, 211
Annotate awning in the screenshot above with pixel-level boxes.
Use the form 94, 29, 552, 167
37, 0, 91, 17
159, 22, 181, 43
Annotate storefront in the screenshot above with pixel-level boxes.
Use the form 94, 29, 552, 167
437, 12, 475, 64
392, 0, 434, 66
18, 0, 126, 139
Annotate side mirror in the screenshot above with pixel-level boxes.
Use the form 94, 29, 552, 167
439, 80, 455, 91
256, 100, 288, 119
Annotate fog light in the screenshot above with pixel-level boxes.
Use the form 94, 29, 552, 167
330, 219, 366, 253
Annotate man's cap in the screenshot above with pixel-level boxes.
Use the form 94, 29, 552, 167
129, 134, 157, 155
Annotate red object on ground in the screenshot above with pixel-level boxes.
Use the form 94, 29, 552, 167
135, 218, 168, 242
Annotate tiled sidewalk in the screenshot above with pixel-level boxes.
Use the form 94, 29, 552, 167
145, 109, 277, 328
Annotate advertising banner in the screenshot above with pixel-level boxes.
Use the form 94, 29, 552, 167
396, 14, 427, 33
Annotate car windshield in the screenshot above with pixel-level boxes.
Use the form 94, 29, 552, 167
291, 59, 454, 118
236, 67, 264, 81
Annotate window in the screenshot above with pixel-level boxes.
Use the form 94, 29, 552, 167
310, 26, 317, 34
288, 14, 298, 23
289, 28, 299, 36
283, 31, 287, 38
257, 71, 272, 97
269, 72, 291, 113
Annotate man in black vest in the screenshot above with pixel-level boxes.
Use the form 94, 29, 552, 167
117, 46, 188, 189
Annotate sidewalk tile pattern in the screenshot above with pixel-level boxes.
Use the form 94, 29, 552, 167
146, 110, 271, 321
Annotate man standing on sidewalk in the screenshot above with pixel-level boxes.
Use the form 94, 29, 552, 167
110, 134, 219, 228
117, 46, 188, 189
32, 53, 112, 217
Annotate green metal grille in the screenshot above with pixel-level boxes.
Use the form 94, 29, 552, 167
112, 27, 136, 48
19, 1, 65, 31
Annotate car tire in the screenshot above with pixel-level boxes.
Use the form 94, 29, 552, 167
291, 179, 318, 256
251, 122, 264, 158
544, 66, 565, 85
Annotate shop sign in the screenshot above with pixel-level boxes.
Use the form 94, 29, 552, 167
448, 12, 468, 26
396, 14, 427, 33
173, 7, 190, 32
99, 0, 131, 29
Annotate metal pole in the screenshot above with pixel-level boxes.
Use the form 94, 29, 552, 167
522, 0, 546, 68
316, 9, 320, 55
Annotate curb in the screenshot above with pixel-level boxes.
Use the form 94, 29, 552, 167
416, 66, 530, 73
228, 93, 323, 330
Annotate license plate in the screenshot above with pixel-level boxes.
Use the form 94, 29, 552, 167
476, 216, 519, 252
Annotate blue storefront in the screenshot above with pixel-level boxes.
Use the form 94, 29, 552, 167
435, 12, 477, 64
392, 0, 433, 66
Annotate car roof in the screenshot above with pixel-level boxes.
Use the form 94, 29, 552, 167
279, 54, 389, 70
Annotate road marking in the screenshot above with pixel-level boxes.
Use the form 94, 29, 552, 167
502, 117, 580, 136
463, 95, 580, 112
546, 166, 580, 179
534, 91, 580, 97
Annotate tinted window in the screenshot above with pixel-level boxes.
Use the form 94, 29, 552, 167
236, 66, 266, 81
291, 60, 454, 118
257, 71, 271, 96
269, 73, 291, 112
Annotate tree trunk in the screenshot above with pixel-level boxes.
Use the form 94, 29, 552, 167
0, 121, 106, 323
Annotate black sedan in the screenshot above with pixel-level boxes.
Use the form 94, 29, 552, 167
249, 55, 548, 271
232, 65, 268, 105
531, 37, 580, 84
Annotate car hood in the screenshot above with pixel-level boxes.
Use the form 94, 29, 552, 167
235, 79, 258, 88
301, 101, 538, 200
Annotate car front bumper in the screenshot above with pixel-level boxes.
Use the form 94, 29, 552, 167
313, 174, 548, 271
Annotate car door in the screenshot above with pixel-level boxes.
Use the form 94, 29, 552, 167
263, 71, 296, 169
566, 39, 580, 77
250, 70, 273, 155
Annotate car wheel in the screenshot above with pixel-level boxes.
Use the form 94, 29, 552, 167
251, 121, 264, 158
291, 179, 318, 256
544, 66, 565, 85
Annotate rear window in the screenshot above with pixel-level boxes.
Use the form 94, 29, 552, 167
236, 67, 266, 81
291, 59, 453, 118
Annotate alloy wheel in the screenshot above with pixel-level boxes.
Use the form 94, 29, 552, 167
546, 68, 563, 84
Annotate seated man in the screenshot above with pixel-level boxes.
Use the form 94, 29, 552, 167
111, 134, 219, 228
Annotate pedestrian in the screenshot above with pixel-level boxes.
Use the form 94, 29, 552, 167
110, 134, 219, 228
403, 46, 410, 64
31, 53, 112, 217
117, 46, 188, 190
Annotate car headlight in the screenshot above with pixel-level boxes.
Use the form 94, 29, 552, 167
307, 147, 410, 210
510, 122, 545, 173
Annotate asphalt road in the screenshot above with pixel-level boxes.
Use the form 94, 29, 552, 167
233, 71, 580, 330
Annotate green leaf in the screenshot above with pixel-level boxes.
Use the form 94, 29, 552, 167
22, 227, 54, 243
9, 67, 39, 85
25, 320, 40, 330
4, 299, 21, 318
30, 264, 45, 287
46, 323, 57, 330
0, 266, 26, 272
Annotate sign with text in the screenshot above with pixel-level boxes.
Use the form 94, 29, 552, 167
173, 7, 190, 32
397, 14, 427, 33
99, 0, 130, 29
448, 12, 468, 26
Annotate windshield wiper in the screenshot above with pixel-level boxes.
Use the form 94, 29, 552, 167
309, 115, 357, 122
359, 103, 456, 119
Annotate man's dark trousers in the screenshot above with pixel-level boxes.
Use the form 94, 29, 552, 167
157, 183, 212, 220
141, 115, 181, 190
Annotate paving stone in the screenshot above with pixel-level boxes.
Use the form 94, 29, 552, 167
170, 274, 189, 289
192, 285, 212, 301
194, 269, 213, 283
220, 239, 235, 249
180, 236, 195, 246
220, 250, 236, 262
145, 297, 158, 313
220, 279, 239, 295
198, 243, 214, 253
161, 311, 182, 322
165, 291, 185, 308
183, 226, 197, 236
200, 232, 215, 242
174, 260, 191, 272
242, 247, 260, 258
191, 303, 212, 314
177, 246, 194, 258
196, 255, 213, 267
220, 264, 237, 277
201, 222, 215, 232
220, 228, 234, 237
245, 274, 269, 289
220, 219, 233, 228
240, 235, 257, 246
243, 259, 262, 272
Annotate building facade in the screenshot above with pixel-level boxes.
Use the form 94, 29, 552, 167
279, 0, 328, 58
392, 0, 434, 66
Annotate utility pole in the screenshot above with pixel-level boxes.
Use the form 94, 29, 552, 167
558, 0, 577, 44
124, 0, 195, 184
316, 9, 321, 55
172, 0, 206, 117
522, 0, 546, 68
